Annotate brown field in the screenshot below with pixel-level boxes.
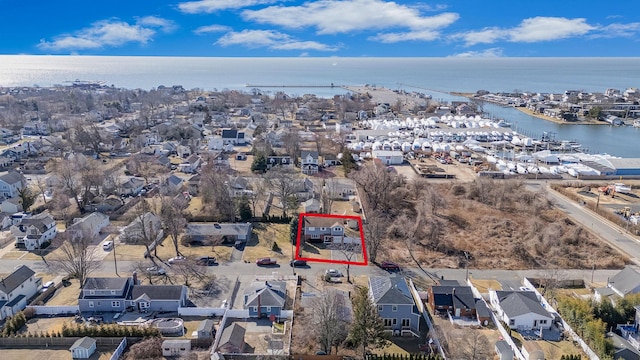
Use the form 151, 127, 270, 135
470, 279, 503, 293
243, 223, 294, 262
377, 180, 629, 270
511, 332, 586, 359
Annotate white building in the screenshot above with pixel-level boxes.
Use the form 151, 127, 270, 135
489, 290, 553, 331
372, 150, 404, 165
0, 265, 40, 320
162, 339, 191, 357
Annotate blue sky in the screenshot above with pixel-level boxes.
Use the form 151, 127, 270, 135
2, 0, 640, 57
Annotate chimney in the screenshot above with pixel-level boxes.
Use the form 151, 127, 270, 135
132, 271, 138, 285
452, 288, 456, 296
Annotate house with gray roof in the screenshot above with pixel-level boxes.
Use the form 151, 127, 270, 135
11, 212, 57, 250
0, 265, 39, 320
303, 216, 344, 243
243, 280, 286, 318
66, 212, 110, 241
369, 275, 421, 337
0, 171, 26, 199
186, 222, 253, 244
489, 290, 553, 331
217, 323, 246, 353
119, 177, 145, 196
78, 274, 188, 314
300, 150, 319, 175
596, 266, 640, 303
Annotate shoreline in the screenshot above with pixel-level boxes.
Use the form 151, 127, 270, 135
451, 92, 607, 126
513, 106, 606, 125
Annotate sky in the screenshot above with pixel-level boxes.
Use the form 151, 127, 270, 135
1, 0, 640, 57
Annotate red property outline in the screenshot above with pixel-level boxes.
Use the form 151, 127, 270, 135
295, 212, 368, 266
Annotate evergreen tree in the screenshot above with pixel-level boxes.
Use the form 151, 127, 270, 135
251, 154, 268, 173
289, 216, 299, 244
237, 196, 253, 221
348, 286, 390, 358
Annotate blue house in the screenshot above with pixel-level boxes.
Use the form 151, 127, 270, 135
369, 275, 421, 337
78, 275, 188, 314
243, 281, 286, 319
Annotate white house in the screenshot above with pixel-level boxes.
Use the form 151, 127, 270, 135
0, 197, 22, 213
0, 265, 40, 320
162, 339, 191, 357
66, 212, 110, 241
11, 212, 57, 250
222, 129, 246, 145
489, 290, 553, 331
0, 171, 26, 199
69, 337, 97, 359
300, 151, 319, 175
372, 150, 404, 165
208, 136, 224, 151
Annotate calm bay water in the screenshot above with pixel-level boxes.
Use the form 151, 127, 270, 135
1, 55, 639, 157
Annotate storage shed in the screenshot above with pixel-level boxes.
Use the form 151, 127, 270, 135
162, 339, 191, 357
70, 337, 97, 359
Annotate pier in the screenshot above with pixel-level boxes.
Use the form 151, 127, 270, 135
245, 84, 342, 88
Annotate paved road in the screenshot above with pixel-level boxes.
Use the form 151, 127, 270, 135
526, 181, 640, 265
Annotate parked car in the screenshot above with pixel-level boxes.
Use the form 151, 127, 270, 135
379, 261, 400, 271
197, 256, 217, 266
102, 241, 113, 250
325, 269, 343, 277
289, 259, 307, 267
256, 257, 277, 266
40, 280, 55, 293
168, 256, 186, 264
146, 266, 166, 275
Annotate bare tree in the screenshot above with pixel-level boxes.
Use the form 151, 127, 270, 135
350, 161, 406, 214
312, 290, 350, 354
333, 242, 361, 283
169, 258, 212, 287
364, 211, 388, 264
265, 166, 299, 218
319, 179, 338, 214
50, 235, 101, 286
32, 177, 49, 204
199, 165, 235, 221
160, 196, 187, 257
122, 200, 162, 263
127, 154, 164, 185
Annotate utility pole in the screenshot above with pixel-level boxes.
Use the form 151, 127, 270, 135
113, 237, 119, 277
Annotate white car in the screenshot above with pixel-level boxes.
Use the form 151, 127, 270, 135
146, 266, 166, 275
40, 280, 55, 293
102, 241, 113, 250
325, 269, 343, 277
168, 256, 186, 264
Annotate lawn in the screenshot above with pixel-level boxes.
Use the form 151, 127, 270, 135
243, 223, 294, 262
154, 236, 233, 263
0, 350, 111, 360
471, 278, 503, 293
46, 279, 81, 306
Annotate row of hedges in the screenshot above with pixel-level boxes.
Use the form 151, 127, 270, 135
1, 309, 34, 337
61, 323, 161, 338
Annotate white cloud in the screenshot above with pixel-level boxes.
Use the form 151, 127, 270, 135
242, 0, 459, 35
38, 17, 173, 51
215, 29, 338, 51
178, 0, 279, 13
454, 17, 595, 46
509, 17, 594, 42
595, 22, 640, 38
370, 29, 441, 43
195, 24, 232, 35
136, 16, 177, 33
449, 48, 504, 58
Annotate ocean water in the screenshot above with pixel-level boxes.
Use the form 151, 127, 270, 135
1, 55, 639, 157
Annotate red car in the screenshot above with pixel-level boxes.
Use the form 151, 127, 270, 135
380, 261, 400, 271
256, 257, 277, 266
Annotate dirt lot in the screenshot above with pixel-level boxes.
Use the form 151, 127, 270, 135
408, 157, 478, 182
22, 317, 74, 336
